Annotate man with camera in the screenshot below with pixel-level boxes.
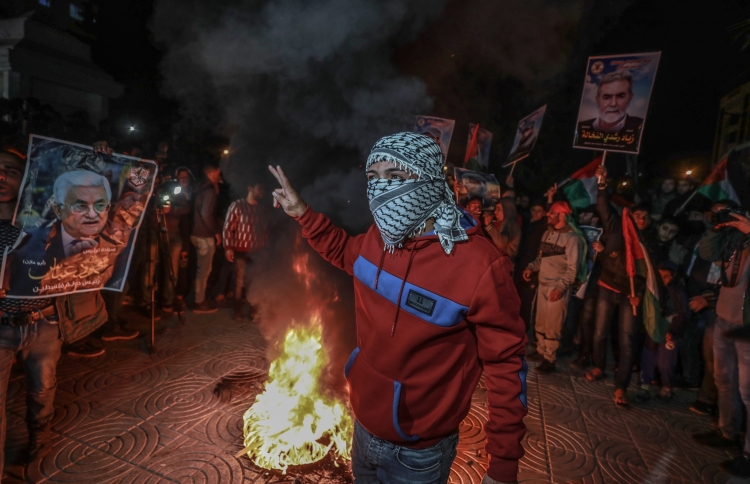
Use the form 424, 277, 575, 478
691, 205, 750, 478
0, 148, 108, 479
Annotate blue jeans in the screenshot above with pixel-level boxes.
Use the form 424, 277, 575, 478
0, 318, 62, 477
713, 316, 750, 452
351, 420, 458, 484
593, 287, 638, 391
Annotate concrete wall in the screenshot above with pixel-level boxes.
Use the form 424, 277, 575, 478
0, 15, 122, 127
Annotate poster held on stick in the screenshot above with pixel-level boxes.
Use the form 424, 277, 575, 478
504, 105, 546, 167
573, 52, 661, 155
453, 167, 500, 209
413, 115, 455, 163
464, 124, 492, 172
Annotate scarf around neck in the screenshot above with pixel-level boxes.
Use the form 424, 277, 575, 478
365, 132, 467, 254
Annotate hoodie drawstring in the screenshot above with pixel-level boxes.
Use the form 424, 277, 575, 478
374, 248, 387, 290
391, 240, 431, 336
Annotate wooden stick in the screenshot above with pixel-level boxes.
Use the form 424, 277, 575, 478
597, 151, 608, 185
673, 189, 698, 216
629, 276, 637, 316
509, 160, 518, 177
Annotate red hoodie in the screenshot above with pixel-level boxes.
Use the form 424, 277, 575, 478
296, 206, 527, 482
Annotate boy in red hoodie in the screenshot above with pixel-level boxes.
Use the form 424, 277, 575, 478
269, 132, 527, 484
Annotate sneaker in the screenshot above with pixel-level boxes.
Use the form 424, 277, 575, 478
536, 359, 556, 374
656, 387, 674, 403
101, 327, 139, 342
720, 452, 750, 477
613, 389, 630, 408
633, 387, 651, 404
692, 430, 742, 449
689, 401, 716, 416
173, 299, 186, 313
138, 304, 161, 320
193, 301, 218, 314
66, 340, 105, 358
569, 356, 592, 370
162, 304, 174, 313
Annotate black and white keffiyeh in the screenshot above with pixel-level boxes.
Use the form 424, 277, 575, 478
365, 132, 467, 254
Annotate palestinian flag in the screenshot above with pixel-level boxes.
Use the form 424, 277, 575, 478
694, 154, 742, 205
622, 208, 669, 343
561, 155, 603, 211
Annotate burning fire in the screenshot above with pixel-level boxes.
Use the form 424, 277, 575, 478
241, 317, 353, 472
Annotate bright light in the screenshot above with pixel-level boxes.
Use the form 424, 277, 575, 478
162, 195, 169, 201
622, 182, 628, 186
129, 126, 136, 132
686, 170, 692, 175
223, 149, 229, 155
173, 186, 181, 195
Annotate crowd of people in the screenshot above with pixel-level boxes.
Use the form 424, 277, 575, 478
0, 121, 748, 482
0, 135, 271, 479
451, 163, 750, 478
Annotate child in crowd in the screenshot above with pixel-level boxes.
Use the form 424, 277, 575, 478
635, 260, 691, 403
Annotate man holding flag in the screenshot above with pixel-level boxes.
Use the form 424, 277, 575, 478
585, 164, 657, 408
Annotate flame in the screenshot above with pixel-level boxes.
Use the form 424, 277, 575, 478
292, 253, 314, 290
242, 317, 353, 472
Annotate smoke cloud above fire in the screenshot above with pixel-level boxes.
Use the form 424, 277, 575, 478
150, 0, 632, 388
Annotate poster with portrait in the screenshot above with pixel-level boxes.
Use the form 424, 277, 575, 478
506, 105, 546, 165
573, 52, 661, 154
579, 225, 603, 245
464, 124, 493, 171
453, 167, 500, 211
0, 135, 158, 298
414, 115, 455, 162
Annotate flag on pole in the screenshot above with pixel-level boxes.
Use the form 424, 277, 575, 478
464, 124, 480, 165
560, 155, 603, 211
622, 207, 669, 343
564, 214, 589, 285
695, 155, 741, 204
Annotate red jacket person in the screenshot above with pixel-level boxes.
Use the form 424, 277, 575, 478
269, 132, 527, 484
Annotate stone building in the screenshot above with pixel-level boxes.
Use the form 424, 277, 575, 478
0, 0, 122, 127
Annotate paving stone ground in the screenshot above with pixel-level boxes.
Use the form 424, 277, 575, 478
2, 307, 744, 483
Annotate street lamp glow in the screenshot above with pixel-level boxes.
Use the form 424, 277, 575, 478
129, 126, 136, 132
686, 170, 692, 175
223, 149, 229, 155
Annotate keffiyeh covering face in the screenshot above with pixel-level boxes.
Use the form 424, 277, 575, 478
365, 132, 468, 254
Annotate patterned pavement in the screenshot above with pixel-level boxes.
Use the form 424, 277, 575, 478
2, 307, 745, 483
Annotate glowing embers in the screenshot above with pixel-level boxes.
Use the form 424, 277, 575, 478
241, 318, 352, 473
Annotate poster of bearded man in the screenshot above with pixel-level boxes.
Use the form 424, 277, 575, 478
573, 52, 661, 154
1, 135, 157, 298
413, 115, 455, 162
506, 105, 546, 165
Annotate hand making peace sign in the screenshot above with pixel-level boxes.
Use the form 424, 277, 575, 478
268, 165, 307, 218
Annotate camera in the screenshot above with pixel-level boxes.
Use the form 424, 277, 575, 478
156, 181, 183, 209
706, 207, 744, 229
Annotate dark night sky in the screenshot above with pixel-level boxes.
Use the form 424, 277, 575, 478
89, 0, 750, 191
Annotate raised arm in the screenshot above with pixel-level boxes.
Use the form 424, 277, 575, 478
269, 165, 364, 274
595, 165, 619, 236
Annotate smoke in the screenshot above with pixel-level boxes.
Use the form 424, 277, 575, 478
151, 0, 448, 392
150, 0, 637, 390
